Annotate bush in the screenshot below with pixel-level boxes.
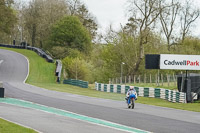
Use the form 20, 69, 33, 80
62, 57, 94, 83
51, 46, 69, 59
49, 16, 92, 55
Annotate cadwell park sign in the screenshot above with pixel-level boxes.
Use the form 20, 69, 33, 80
145, 54, 200, 70
160, 54, 200, 70
145, 54, 200, 102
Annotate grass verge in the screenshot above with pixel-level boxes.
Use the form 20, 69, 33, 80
0, 118, 37, 133
0, 47, 200, 112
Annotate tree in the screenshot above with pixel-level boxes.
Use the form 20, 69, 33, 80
76, 4, 98, 39
67, 0, 81, 16
127, 0, 161, 75
67, 0, 98, 40
159, 0, 180, 51
0, 0, 16, 34
62, 56, 94, 82
180, 0, 200, 42
24, 0, 40, 47
23, 0, 69, 47
49, 16, 92, 54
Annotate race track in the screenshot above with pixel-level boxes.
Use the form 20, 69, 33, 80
0, 49, 200, 133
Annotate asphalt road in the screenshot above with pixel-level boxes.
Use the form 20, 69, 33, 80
0, 49, 200, 133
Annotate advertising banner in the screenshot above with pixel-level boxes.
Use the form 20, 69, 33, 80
160, 54, 200, 70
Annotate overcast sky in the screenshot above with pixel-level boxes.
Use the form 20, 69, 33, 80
82, 0, 128, 35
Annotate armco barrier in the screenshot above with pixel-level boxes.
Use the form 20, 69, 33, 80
55, 60, 62, 82
95, 82, 186, 103
63, 79, 88, 88
0, 44, 53, 63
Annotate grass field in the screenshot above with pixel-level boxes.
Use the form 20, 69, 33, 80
0, 118, 37, 133
0, 47, 200, 112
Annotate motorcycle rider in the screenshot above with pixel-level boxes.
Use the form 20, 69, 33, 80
126, 86, 137, 106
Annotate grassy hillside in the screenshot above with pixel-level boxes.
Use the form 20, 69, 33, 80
0, 47, 200, 112
3, 48, 56, 83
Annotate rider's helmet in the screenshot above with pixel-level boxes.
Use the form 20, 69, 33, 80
130, 86, 134, 90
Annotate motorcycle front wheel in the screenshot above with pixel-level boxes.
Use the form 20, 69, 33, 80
131, 98, 135, 109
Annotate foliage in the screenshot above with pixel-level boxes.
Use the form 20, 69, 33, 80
176, 37, 200, 55
76, 4, 98, 39
50, 46, 69, 59
23, 0, 69, 47
49, 16, 92, 54
0, 0, 17, 34
62, 56, 94, 82
67, 0, 98, 40
50, 46, 84, 59
91, 31, 165, 83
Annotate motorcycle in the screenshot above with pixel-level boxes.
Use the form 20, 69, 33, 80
126, 94, 136, 109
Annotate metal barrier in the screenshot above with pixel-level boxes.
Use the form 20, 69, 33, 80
0, 44, 53, 63
55, 60, 62, 82
63, 79, 88, 88
95, 82, 187, 103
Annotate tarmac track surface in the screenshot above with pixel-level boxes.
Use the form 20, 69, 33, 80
0, 49, 200, 133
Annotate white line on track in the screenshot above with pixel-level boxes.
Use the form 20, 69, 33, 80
0, 60, 4, 65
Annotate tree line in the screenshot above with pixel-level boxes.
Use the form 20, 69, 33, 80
1, 0, 200, 83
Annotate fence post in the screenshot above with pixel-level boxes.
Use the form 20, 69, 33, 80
173, 73, 176, 87
139, 75, 141, 84
167, 74, 169, 87
181, 71, 184, 92
134, 75, 136, 84
158, 70, 160, 87
129, 75, 131, 84
150, 74, 152, 84
144, 74, 146, 84
161, 74, 163, 86
155, 74, 157, 86
63, 69, 67, 79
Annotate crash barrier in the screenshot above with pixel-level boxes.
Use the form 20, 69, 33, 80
0, 81, 4, 98
0, 44, 53, 63
55, 60, 62, 82
95, 82, 187, 103
63, 79, 88, 88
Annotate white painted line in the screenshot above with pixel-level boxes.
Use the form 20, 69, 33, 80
0, 60, 4, 65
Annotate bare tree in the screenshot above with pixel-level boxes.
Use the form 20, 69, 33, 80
67, 0, 80, 15
159, 0, 180, 51
23, 0, 69, 47
180, 0, 200, 42
127, 0, 161, 75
